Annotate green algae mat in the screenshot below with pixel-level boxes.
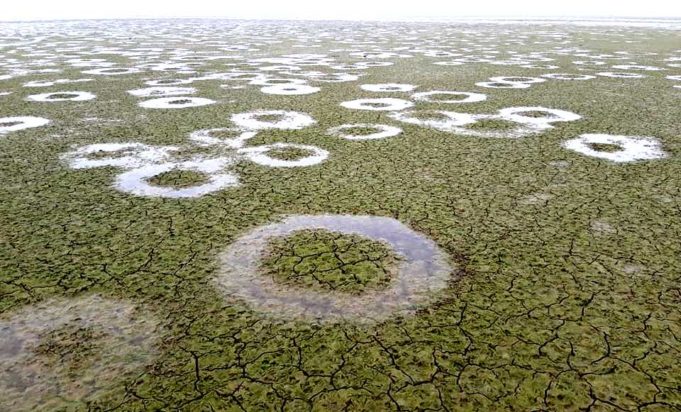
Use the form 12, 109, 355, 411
1, 19, 680, 411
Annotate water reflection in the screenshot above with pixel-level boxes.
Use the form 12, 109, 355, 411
214, 214, 455, 323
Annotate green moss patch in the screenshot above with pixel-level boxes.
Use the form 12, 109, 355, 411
468, 119, 518, 131
86, 150, 129, 160
204, 129, 241, 139
260, 229, 401, 294
254, 114, 283, 122
519, 110, 552, 118
411, 111, 452, 122
167, 99, 193, 105
145, 169, 209, 188
341, 126, 381, 136
266, 146, 313, 161
588, 143, 622, 152
47, 93, 79, 100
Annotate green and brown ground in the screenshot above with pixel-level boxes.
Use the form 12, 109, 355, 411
146, 169, 210, 188
261, 229, 399, 294
0, 19, 680, 411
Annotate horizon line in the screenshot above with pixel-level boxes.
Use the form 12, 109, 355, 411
2, 15, 681, 24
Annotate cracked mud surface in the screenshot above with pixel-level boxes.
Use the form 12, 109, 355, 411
261, 229, 400, 294
32, 323, 108, 371
0, 19, 680, 411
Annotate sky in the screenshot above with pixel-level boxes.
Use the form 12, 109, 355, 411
1, 0, 680, 22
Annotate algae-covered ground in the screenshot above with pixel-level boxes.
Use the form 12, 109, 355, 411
1, 19, 680, 411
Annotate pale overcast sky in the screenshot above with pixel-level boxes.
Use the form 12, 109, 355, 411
2, 0, 680, 22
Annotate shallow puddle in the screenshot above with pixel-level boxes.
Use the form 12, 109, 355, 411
214, 214, 454, 322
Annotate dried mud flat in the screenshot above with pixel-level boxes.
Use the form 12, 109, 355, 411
0, 18, 680, 411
